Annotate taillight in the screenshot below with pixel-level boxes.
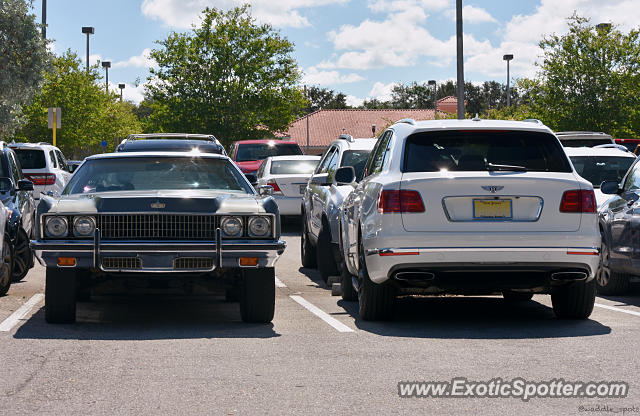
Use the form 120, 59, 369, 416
24, 173, 56, 186
378, 190, 425, 213
267, 180, 282, 193
559, 190, 596, 213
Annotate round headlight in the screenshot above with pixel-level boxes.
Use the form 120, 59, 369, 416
45, 216, 68, 238
248, 216, 270, 237
221, 216, 243, 237
73, 216, 96, 237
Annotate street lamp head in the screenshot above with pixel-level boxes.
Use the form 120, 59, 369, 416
118, 83, 125, 90
101, 61, 111, 69
596, 22, 612, 32
503, 54, 514, 61
81, 26, 95, 34
428, 80, 436, 86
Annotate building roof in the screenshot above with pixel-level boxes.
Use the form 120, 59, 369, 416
279, 108, 440, 148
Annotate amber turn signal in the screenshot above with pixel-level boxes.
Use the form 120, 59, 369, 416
239, 257, 258, 266
57, 257, 76, 267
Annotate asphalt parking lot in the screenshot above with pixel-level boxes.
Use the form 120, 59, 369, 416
0, 219, 639, 415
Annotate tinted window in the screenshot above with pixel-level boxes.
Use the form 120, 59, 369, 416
56, 150, 68, 171
570, 156, 635, 188
12, 149, 46, 169
65, 157, 253, 195
560, 139, 613, 147
235, 143, 302, 162
49, 150, 57, 168
340, 150, 371, 181
623, 162, 640, 192
316, 147, 336, 174
367, 132, 391, 176
270, 160, 318, 175
7, 151, 22, 181
403, 131, 572, 173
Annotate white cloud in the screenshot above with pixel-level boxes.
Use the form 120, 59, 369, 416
113, 48, 157, 70
368, 0, 450, 13
444, 5, 496, 23
302, 67, 364, 85
89, 54, 102, 67
369, 81, 396, 101
140, 0, 348, 29
108, 81, 147, 104
345, 94, 364, 107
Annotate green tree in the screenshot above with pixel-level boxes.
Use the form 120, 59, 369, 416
0, 0, 49, 138
145, 6, 306, 147
13, 51, 141, 157
304, 86, 348, 113
519, 15, 640, 137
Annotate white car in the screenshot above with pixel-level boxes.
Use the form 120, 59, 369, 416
256, 155, 320, 216
9, 142, 72, 200
564, 146, 636, 207
339, 119, 600, 321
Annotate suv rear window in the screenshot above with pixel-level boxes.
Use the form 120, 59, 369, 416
403, 130, 572, 173
12, 148, 46, 169
235, 143, 302, 162
270, 160, 317, 175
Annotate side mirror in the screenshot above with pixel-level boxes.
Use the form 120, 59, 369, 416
17, 179, 34, 191
257, 185, 273, 196
600, 180, 620, 195
311, 173, 330, 186
245, 173, 258, 186
0, 177, 13, 193
334, 166, 355, 185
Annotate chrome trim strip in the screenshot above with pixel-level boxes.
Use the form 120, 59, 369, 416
366, 246, 599, 255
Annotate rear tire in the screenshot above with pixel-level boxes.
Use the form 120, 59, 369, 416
300, 213, 317, 269
358, 238, 394, 320
502, 291, 534, 302
240, 268, 275, 323
0, 234, 13, 296
45, 267, 77, 323
316, 219, 338, 284
596, 238, 630, 295
551, 280, 596, 319
340, 266, 358, 301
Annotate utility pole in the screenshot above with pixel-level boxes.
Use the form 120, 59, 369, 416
102, 61, 111, 94
304, 85, 310, 153
82, 27, 95, 73
41, 0, 46, 39
455, 0, 465, 119
503, 54, 514, 107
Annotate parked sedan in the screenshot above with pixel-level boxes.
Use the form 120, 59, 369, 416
31, 151, 286, 324
256, 155, 320, 217
340, 119, 600, 320
597, 159, 640, 295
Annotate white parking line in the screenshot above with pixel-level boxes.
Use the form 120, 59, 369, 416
275, 276, 287, 288
289, 295, 354, 333
0, 294, 44, 332
595, 302, 640, 318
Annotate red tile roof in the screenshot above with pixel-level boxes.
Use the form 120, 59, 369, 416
278, 108, 440, 148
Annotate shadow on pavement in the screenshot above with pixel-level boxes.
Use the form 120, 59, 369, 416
297, 267, 330, 290
598, 283, 640, 307
13, 295, 279, 341
337, 296, 611, 339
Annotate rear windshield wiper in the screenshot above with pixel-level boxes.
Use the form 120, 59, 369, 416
487, 163, 527, 172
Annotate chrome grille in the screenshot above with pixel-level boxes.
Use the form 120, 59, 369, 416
97, 214, 217, 240
102, 257, 141, 270
174, 257, 214, 270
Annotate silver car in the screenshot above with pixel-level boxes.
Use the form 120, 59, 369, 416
301, 134, 377, 282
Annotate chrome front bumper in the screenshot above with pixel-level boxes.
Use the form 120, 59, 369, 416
31, 228, 286, 273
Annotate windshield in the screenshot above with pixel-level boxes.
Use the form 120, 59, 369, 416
570, 156, 635, 188
270, 160, 318, 175
403, 130, 572, 173
235, 143, 302, 162
341, 150, 371, 181
65, 157, 253, 194
12, 148, 46, 169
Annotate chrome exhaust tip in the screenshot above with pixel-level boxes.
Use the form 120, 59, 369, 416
551, 271, 588, 281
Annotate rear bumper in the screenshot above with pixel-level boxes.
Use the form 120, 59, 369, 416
273, 195, 302, 215
364, 246, 600, 286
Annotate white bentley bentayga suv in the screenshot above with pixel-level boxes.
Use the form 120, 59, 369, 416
338, 119, 600, 321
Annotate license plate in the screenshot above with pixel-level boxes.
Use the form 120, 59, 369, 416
473, 199, 512, 219
299, 184, 306, 194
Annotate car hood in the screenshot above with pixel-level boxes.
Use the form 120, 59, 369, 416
43, 190, 264, 214
235, 160, 263, 173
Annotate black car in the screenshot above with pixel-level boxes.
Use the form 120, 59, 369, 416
0, 143, 36, 284
598, 157, 640, 294
31, 151, 285, 324
116, 133, 227, 155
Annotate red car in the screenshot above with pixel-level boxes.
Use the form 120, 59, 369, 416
615, 138, 640, 153
231, 140, 303, 174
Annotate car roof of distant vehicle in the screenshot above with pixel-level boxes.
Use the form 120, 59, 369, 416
389, 118, 555, 134
563, 146, 637, 158
555, 131, 614, 139
266, 155, 320, 161
116, 139, 226, 154
9, 142, 60, 148
232, 139, 299, 145
123, 133, 220, 141
330, 134, 378, 151
84, 151, 229, 161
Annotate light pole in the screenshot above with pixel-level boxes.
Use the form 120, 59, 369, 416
428, 80, 437, 118
101, 61, 111, 94
455, 0, 464, 119
118, 83, 125, 102
42, 0, 46, 39
503, 54, 514, 107
81, 27, 95, 73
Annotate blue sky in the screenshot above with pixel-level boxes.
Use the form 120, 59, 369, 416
30, 0, 638, 105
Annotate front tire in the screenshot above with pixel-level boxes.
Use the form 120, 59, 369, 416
300, 213, 317, 268
358, 238, 394, 320
551, 280, 596, 319
596, 238, 630, 295
45, 267, 77, 323
12, 228, 33, 282
240, 268, 275, 323
0, 233, 13, 296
